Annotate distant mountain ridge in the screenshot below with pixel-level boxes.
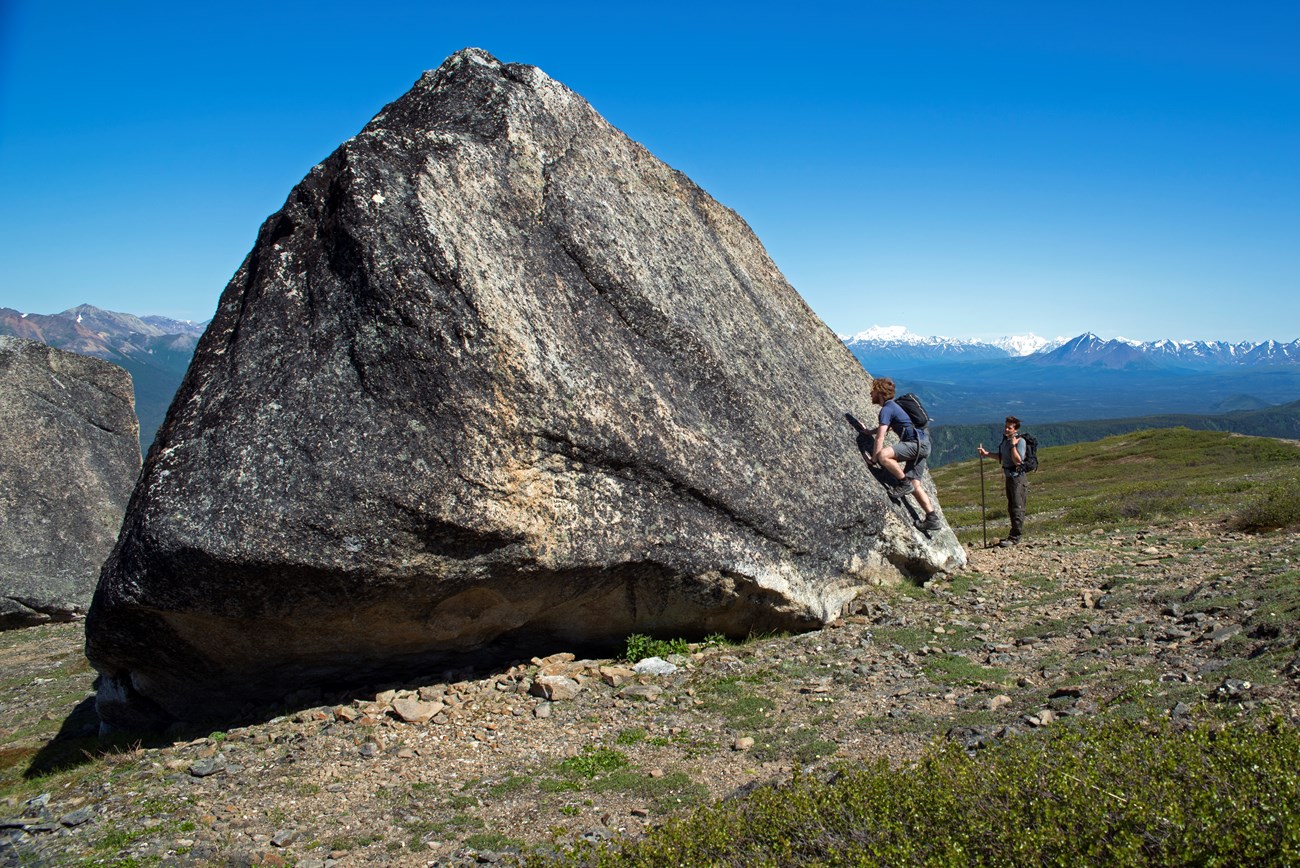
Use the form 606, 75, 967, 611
843, 326, 1300, 427
926, 398, 1300, 467
0, 304, 209, 448
845, 326, 1300, 369
1032, 332, 1300, 369
842, 325, 1061, 364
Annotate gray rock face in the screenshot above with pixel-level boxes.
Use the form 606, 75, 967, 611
86, 48, 964, 729
0, 336, 140, 628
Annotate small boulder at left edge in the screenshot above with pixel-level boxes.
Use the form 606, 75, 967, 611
0, 336, 139, 629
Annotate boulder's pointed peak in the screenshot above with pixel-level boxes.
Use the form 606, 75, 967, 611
416, 47, 554, 93
446, 46, 502, 70
416, 47, 502, 85
360, 48, 567, 139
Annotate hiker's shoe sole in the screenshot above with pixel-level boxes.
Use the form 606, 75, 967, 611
886, 482, 911, 501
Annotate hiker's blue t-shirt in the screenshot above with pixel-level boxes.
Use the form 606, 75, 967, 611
880, 399, 927, 442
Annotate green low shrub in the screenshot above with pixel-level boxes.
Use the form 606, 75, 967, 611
557, 746, 629, 779
1231, 478, 1300, 532
562, 716, 1300, 867
621, 634, 689, 662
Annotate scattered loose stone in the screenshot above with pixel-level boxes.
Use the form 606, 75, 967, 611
1213, 679, 1253, 701
600, 665, 637, 686
1024, 709, 1056, 727
800, 678, 833, 694
188, 755, 227, 778
618, 685, 664, 702
58, 808, 94, 827
733, 737, 755, 751
270, 828, 299, 847
1207, 625, 1242, 644
391, 698, 444, 724
531, 675, 581, 702
633, 657, 678, 676
1049, 686, 1087, 699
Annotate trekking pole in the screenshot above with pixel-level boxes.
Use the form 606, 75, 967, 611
979, 451, 988, 549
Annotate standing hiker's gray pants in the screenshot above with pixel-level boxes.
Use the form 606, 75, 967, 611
1005, 472, 1028, 540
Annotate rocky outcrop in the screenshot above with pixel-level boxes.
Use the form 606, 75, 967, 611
86, 48, 964, 730
0, 337, 140, 628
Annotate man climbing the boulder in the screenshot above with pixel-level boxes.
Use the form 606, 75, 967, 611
977, 416, 1028, 547
869, 377, 942, 532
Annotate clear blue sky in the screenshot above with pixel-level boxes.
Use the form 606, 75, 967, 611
2, 1, 1297, 342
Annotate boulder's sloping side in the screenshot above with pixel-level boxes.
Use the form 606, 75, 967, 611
86, 48, 965, 729
0, 336, 140, 628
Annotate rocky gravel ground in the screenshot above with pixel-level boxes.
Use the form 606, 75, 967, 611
3, 520, 1298, 866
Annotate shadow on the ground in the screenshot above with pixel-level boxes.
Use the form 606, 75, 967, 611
21, 636, 642, 780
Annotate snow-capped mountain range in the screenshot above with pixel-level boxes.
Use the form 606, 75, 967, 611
843, 326, 1300, 369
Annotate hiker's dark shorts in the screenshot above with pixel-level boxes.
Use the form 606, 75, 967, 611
893, 439, 931, 479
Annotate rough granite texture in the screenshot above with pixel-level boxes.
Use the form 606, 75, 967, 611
86, 48, 965, 730
0, 336, 140, 628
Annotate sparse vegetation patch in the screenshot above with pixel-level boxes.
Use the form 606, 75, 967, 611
575, 717, 1300, 866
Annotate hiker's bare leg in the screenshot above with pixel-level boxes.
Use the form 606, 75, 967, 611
877, 446, 906, 482
911, 481, 935, 515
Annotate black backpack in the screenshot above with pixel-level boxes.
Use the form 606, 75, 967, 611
1021, 433, 1039, 472
894, 393, 930, 429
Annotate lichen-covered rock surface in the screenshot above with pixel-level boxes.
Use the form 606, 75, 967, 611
0, 336, 140, 628
86, 48, 964, 730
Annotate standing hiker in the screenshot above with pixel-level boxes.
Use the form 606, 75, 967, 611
869, 377, 942, 532
977, 416, 1028, 547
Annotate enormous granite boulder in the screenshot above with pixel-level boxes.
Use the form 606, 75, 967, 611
87, 48, 965, 729
0, 337, 140, 628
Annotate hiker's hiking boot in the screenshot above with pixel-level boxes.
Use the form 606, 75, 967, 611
997, 537, 1020, 548
886, 477, 912, 501
915, 512, 942, 532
